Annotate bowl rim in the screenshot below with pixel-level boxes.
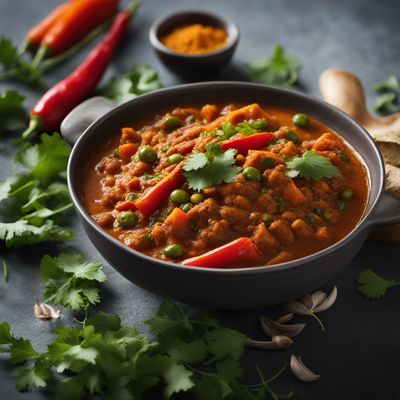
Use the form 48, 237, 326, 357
67, 81, 384, 276
149, 9, 240, 58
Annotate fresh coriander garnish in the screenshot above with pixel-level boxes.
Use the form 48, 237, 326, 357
245, 44, 302, 87
372, 75, 400, 113
40, 253, 106, 311
358, 269, 400, 299
101, 64, 162, 103
286, 150, 340, 181
0, 90, 27, 132
215, 121, 238, 140
183, 143, 241, 190
237, 119, 268, 136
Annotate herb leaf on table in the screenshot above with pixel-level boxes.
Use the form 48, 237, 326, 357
372, 75, 400, 113
40, 253, 106, 311
0, 90, 27, 132
101, 64, 162, 103
184, 143, 241, 190
286, 150, 340, 181
245, 44, 302, 87
357, 269, 399, 299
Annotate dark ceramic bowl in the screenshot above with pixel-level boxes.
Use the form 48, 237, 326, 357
65, 82, 400, 310
149, 11, 239, 75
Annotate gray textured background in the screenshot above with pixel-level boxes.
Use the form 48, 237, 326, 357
1, 0, 400, 399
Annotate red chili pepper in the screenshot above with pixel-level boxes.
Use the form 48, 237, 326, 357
22, 0, 139, 139
23, 2, 71, 52
33, 0, 119, 64
182, 237, 261, 268
115, 200, 136, 212
220, 132, 275, 154
134, 165, 184, 218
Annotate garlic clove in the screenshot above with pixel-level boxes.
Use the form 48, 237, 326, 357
260, 317, 305, 338
313, 287, 337, 313
310, 291, 327, 309
246, 335, 293, 350
34, 301, 62, 320
290, 355, 320, 382
285, 300, 309, 315
276, 313, 293, 323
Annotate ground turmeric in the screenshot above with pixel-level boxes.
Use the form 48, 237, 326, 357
161, 23, 228, 54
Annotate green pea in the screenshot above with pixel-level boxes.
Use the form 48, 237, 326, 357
243, 167, 261, 181
336, 199, 348, 210
322, 210, 333, 221
262, 213, 272, 225
292, 113, 309, 128
261, 157, 275, 168
164, 244, 184, 258
118, 211, 138, 229
113, 148, 120, 158
187, 115, 196, 123
170, 189, 189, 205
180, 203, 193, 212
168, 153, 184, 164
190, 193, 204, 205
339, 151, 350, 162
128, 193, 136, 201
165, 116, 182, 131
340, 188, 354, 201
138, 145, 157, 164
285, 130, 301, 144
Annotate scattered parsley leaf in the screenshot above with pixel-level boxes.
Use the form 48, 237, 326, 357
184, 143, 240, 190
102, 64, 162, 103
357, 269, 399, 299
11, 359, 51, 391
0, 36, 18, 67
372, 75, 400, 92
286, 150, 340, 181
163, 362, 194, 398
0, 90, 27, 132
245, 44, 302, 87
206, 327, 247, 362
40, 253, 106, 311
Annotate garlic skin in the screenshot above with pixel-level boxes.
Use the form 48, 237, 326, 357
290, 355, 320, 382
34, 301, 62, 320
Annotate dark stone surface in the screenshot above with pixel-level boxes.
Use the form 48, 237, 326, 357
0, 0, 399, 399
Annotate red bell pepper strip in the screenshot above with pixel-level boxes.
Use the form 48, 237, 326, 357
182, 237, 261, 268
134, 165, 184, 218
220, 132, 275, 154
32, 0, 119, 65
22, 0, 139, 138
115, 200, 136, 212
22, 2, 71, 53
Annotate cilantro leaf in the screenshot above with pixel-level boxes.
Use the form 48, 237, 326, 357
0, 220, 74, 247
164, 363, 194, 399
286, 150, 340, 181
0, 90, 27, 132
245, 44, 302, 87
237, 119, 268, 136
102, 64, 162, 103
0, 36, 18, 67
372, 75, 400, 93
11, 360, 51, 391
40, 253, 106, 311
357, 269, 399, 299
15, 133, 71, 185
373, 92, 397, 113
206, 327, 247, 362
215, 122, 238, 140
184, 144, 240, 190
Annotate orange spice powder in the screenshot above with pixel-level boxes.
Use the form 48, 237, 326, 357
161, 23, 228, 54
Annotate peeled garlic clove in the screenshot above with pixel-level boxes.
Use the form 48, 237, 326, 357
260, 317, 305, 338
285, 300, 309, 315
290, 355, 320, 382
313, 286, 337, 313
34, 301, 62, 320
276, 313, 293, 323
310, 291, 327, 309
246, 335, 293, 350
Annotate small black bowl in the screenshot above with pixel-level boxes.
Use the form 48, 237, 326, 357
149, 10, 239, 75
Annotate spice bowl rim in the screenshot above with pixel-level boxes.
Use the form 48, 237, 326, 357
148, 9, 240, 59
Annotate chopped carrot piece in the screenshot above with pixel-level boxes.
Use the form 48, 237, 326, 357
119, 143, 137, 160
164, 207, 190, 231
282, 180, 307, 206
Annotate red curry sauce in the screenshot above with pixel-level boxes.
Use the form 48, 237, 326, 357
81, 103, 369, 268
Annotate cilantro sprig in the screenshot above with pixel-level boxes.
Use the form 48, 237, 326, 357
184, 143, 241, 190
245, 44, 302, 87
40, 253, 106, 311
372, 75, 400, 113
358, 269, 400, 299
286, 150, 340, 181
0, 90, 27, 132
0, 301, 292, 399
0, 133, 74, 247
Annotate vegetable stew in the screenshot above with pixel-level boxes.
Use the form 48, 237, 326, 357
81, 103, 369, 268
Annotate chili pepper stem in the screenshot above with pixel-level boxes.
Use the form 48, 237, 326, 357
16, 40, 31, 58
32, 45, 50, 69
126, 0, 140, 15
21, 116, 42, 140
41, 22, 109, 73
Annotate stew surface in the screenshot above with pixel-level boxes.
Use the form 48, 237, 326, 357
81, 102, 369, 268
